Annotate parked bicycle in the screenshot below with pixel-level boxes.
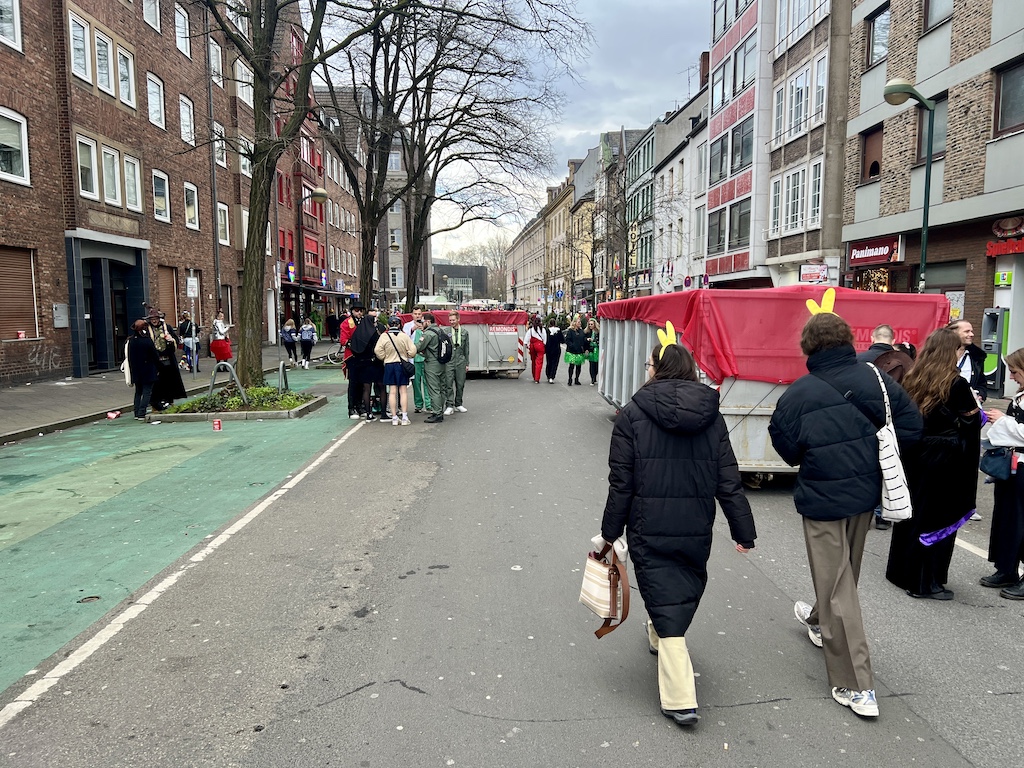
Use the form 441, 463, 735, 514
326, 343, 344, 364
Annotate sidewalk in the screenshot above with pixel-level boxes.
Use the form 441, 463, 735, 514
0, 341, 339, 445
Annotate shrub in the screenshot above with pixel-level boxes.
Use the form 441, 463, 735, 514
165, 385, 314, 413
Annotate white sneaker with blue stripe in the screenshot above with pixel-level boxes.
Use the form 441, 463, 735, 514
832, 687, 879, 717
793, 601, 823, 648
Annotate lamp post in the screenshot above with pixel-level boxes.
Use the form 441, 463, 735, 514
884, 78, 934, 294
295, 186, 329, 319
389, 238, 400, 311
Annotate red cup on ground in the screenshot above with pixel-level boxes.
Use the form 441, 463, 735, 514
212, 419, 222, 431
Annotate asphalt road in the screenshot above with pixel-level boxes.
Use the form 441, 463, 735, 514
1, 373, 1021, 767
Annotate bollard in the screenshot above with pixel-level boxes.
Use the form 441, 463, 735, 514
212, 419, 222, 431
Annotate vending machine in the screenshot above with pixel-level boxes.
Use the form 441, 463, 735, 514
981, 307, 1009, 392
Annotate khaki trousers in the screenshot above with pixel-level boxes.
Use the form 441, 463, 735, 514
647, 622, 698, 710
803, 511, 874, 692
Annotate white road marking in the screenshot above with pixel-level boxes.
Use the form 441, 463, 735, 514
0, 421, 364, 731
955, 537, 988, 559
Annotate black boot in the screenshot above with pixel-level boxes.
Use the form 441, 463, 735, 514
999, 577, 1024, 600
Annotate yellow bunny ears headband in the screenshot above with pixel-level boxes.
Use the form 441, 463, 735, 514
657, 320, 676, 360
806, 287, 836, 316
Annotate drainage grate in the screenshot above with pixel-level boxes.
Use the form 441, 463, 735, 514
77, 595, 101, 603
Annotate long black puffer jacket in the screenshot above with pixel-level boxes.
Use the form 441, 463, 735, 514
768, 344, 923, 520
601, 378, 756, 638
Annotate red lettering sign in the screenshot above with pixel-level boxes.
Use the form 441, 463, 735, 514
987, 238, 1024, 258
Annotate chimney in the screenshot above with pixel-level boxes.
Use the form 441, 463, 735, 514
700, 51, 710, 88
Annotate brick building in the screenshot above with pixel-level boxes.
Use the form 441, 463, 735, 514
842, 0, 1024, 369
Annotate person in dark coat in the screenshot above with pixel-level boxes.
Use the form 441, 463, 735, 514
601, 340, 755, 727
127, 319, 161, 420
948, 320, 987, 402
769, 312, 922, 719
544, 322, 564, 383
326, 310, 341, 342
563, 316, 589, 386
886, 328, 981, 599
147, 309, 186, 410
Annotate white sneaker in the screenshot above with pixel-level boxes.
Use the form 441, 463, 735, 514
794, 601, 823, 648
831, 687, 878, 717
392, 416, 399, 426
400, 416, 411, 426
969, 511, 982, 521
349, 412, 360, 420
455, 405, 467, 413
444, 407, 454, 415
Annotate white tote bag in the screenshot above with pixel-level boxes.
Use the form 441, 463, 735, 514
868, 363, 913, 522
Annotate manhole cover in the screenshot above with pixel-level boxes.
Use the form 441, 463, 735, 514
77, 595, 101, 603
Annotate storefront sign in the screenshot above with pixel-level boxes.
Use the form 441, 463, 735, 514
799, 264, 829, 283
321, 269, 328, 287
488, 325, 518, 334
287, 262, 296, 282
995, 271, 1013, 287
986, 238, 1024, 257
848, 235, 903, 266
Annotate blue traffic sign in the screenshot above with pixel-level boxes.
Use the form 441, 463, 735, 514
555, 289, 564, 299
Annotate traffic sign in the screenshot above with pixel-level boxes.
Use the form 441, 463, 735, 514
555, 289, 564, 299
186, 277, 199, 298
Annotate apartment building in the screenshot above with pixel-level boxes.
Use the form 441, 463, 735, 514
545, 166, 577, 314
507, 213, 544, 311
842, 0, 1024, 348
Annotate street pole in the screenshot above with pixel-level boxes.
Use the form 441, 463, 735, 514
919, 105, 934, 293
189, 268, 197, 381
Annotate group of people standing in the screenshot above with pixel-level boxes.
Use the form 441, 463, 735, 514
339, 304, 470, 425
125, 308, 188, 419
524, 315, 600, 386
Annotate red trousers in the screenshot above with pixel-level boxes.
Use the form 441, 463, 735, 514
529, 339, 545, 381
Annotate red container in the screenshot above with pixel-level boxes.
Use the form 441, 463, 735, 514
212, 419, 222, 431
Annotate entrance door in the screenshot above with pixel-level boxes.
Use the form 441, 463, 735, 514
110, 268, 129, 364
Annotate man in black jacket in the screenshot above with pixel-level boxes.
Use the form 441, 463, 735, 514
769, 313, 922, 719
856, 324, 896, 363
948, 320, 987, 403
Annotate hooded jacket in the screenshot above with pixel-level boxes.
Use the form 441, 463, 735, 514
601, 378, 756, 638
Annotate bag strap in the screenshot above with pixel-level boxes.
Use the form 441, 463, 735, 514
386, 330, 405, 360
865, 363, 892, 427
812, 364, 885, 430
594, 542, 631, 639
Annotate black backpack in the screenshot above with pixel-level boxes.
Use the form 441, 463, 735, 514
431, 327, 453, 364
348, 317, 377, 356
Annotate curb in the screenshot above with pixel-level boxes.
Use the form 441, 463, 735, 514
153, 395, 328, 423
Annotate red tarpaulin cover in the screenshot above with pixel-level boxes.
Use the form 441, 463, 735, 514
597, 286, 950, 384
397, 310, 528, 328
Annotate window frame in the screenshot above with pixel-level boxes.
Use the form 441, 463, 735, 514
94, 29, 114, 95
923, 0, 953, 32
0, 0, 22, 51
713, 0, 728, 41
995, 61, 1024, 137
808, 160, 823, 228
179, 94, 195, 145
152, 168, 170, 222
728, 197, 751, 250
238, 135, 252, 177
692, 204, 705, 255
866, 5, 890, 68
117, 47, 136, 107
183, 181, 199, 230
730, 116, 754, 174
769, 177, 782, 236
217, 202, 230, 245
0, 106, 30, 186
707, 208, 727, 255
917, 96, 948, 161
174, 4, 190, 56
772, 86, 785, 145
69, 12, 91, 83
143, 0, 160, 32
209, 38, 223, 86
213, 121, 227, 167
813, 53, 828, 122
146, 73, 165, 128
787, 66, 811, 139
101, 145, 121, 205
783, 167, 807, 232
124, 155, 142, 211
76, 134, 99, 199
234, 60, 253, 107
861, 125, 883, 181
733, 34, 757, 96
709, 134, 729, 186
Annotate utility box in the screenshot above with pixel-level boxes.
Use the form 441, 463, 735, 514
981, 307, 1009, 392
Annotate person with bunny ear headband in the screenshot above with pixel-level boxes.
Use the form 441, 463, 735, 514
600, 323, 756, 728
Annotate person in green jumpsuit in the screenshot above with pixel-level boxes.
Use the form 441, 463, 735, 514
415, 313, 446, 423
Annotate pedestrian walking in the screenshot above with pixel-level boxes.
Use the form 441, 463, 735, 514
982, 348, 1024, 599
600, 335, 755, 728
564, 316, 588, 386
544, 322, 564, 383
584, 317, 600, 386
524, 316, 547, 383
147, 309, 186, 410
210, 310, 233, 363
373, 316, 417, 426
326, 310, 340, 342
416, 313, 447, 423
127, 319, 160, 420
885, 328, 982, 600
403, 305, 432, 414
444, 311, 470, 414
769, 312, 922, 719
280, 319, 299, 367
177, 311, 200, 372
298, 317, 318, 369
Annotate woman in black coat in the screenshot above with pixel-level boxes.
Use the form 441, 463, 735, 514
543, 322, 564, 383
563, 316, 589, 386
127, 319, 161, 420
600, 341, 756, 727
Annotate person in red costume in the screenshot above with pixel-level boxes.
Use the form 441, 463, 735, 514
339, 304, 364, 418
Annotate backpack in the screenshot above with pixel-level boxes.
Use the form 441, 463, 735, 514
348, 317, 377, 356
299, 324, 315, 342
431, 327, 453, 364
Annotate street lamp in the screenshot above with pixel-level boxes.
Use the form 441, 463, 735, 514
884, 78, 935, 293
294, 187, 329, 319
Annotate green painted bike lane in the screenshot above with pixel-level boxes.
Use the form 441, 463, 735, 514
0, 371, 353, 695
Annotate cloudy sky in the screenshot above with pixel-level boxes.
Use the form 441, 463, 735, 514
431, 0, 712, 257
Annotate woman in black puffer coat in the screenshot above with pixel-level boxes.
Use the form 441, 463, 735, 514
601, 342, 756, 727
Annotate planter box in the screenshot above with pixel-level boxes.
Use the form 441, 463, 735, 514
156, 395, 328, 423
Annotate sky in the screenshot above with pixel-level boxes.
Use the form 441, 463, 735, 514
431, 0, 713, 258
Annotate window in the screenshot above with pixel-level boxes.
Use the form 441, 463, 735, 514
94, 31, 114, 94
728, 198, 751, 249
184, 182, 199, 229
708, 208, 726, 255
772, 87, 785, 144
117, 48, 135, 106
69, 13, 90, 82
692, 205, 705, 255
0, 107, 29, 185
174, 4, 189, 56
787, 68, 810, 138
924, 0, 952, 31
390, 228, 402, 248
1, 0, 22, 51
76, 135, 98, 199
769, 177, 782, 235
241, 208, 249, 247
711, 64, 729, 113
791, 0, 812, 40
213, 121, 226, 166
0, 247, 38, 340
390, 198, 402, 214
238, 135, 252, 176
731, 116, 753, 173
808, 160, 823, 227
776, 0, 789, 46
388, 150, 401, 171
784, 167, 806, 231
709, 135, 728, 186
179, 95, 194, 145
713, 0, 727, 40
124, 155, 141, 211
217, 202, 230, 245
227, 5, 248, 38
209, 39, 222, 86
697, 142, 708, 193
733, 34, 757, 95
390, 266, 404, 289
147, 73, 165, 128
152, 170, 169, 221
143, 0, 160, 31
918, 97, 948, 160
101, 146, 120, 205
867, 6, 890, 67
235, 60, 253, 107
996, 62, 1024, 136
861, 126, 883, 180
813, 54, 827, 121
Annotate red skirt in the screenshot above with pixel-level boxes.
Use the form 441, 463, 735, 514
211, 339, 233, 362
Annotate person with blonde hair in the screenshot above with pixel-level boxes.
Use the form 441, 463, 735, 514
563, 315, 588, 386
584, 317, 600, 386
886, 328, 982, 600
280, 318, 298, 367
